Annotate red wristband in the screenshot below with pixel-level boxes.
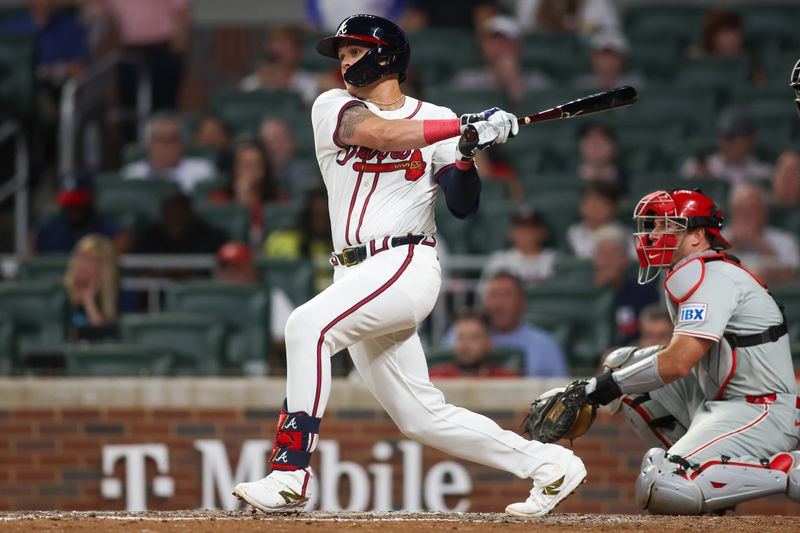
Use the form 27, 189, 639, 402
423, 119, 461, 144
455, 158, 474, 170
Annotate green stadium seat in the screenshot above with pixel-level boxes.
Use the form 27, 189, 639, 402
423, 87, 508, 116
0, 280, 68, 372
407, 28, 479, 84
763, 51, 800, 83
210, 89, 303, 135
120, 313, 226, 375
520, 31, 583, 81
525, 285, 615, 372
434, 199, 470, 255
480, 180, 511, 203
300, 31, 336, 72
165, 282, 270, 376
770, 205, 800, 236
0, 36, 35, 120
191, 175, 228, 202
95, 177, 179, 228
674, 58, 751, 100
195, 202, 248, 242
467, 202, 515, 254
551, 256, 594, 286
625, 5, 705, 47
17, 256, 69, 281
627, 42, 682, 83
64, 342, 176, 377
741, 11, 800, 54
425, 346, 526, 375
122, 143, 218, 165
770, 285, 800, 361
263, 201, 303, 236
256, 258, 315, 307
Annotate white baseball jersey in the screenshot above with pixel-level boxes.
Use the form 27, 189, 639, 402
311, 89, 459, 251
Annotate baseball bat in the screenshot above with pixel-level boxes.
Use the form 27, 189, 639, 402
517, 85, 638, 126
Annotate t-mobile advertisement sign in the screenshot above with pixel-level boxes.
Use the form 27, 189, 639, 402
100, 440, 472, 512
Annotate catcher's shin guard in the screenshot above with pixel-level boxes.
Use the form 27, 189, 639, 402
269, 400, 322, 472
636, 449, 798, 514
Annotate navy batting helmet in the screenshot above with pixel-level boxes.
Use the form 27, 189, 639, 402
316, 14, 410, 87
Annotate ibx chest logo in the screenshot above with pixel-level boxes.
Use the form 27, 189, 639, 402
679, 303, 707, 323
336, 147, 427, 181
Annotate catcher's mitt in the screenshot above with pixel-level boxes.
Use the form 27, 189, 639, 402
523, 381, 597, 443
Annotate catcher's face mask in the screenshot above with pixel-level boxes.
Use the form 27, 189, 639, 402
791, 58, 800, 118
633, 190, 686, 284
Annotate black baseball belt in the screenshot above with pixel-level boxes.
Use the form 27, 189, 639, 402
332, 234, 427, 267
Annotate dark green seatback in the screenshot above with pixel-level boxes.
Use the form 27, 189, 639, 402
165, 282, 270, 375
64, 342, 175, 377
425, 346, 526, 375
256, 258, 315, 307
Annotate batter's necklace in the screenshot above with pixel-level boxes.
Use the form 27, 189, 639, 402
366, 94, 405, 109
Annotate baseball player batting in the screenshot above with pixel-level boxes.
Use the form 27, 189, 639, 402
525, 188, 800, 514
233, 14, 585, 516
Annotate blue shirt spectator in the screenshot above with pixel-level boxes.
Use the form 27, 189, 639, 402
0, 3, 90, 72
442, 322, 567, 377
442, 272, 569, 377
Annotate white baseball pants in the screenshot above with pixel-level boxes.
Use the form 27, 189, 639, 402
284, 242, 572, 479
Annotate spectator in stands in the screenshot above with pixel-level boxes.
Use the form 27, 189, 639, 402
575, 121, 630, 191
480, 205, 557, 288
216, 241, 294, 346
33, 174, 131, 255
239, 25, 320, 107
429, 310, 519, 378
450, 15, 549, 107
592, 226, 659, 345
482, 272, 567, 377
637, 303, 673, 349
210, 141, 278, 247
307, 0, 408, 32
694, 10, 746, 59
0, 0, 91, 86
723, 184, 800, 284
106, 0, 189, 113
573, 32, 643, 92
263, 187, 333, 293
680, 109, 772, 186
122, 112, 216, 194
402, 0, 497, 31
63, 233, 119, 340
513, 0, 620, 36
567, 181, 627, 259
193, 113, 233, 174
259, 118, 316, 200
771, 150, 800, 207
0, 0, 92, 180
132, 192, 228, 254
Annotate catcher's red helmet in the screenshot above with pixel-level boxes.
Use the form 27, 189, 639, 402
633, 189, 730, 284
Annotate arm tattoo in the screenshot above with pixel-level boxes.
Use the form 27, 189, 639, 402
338, 105, 373, 145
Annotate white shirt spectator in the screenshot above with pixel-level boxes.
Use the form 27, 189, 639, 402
681, 152, 773, 186
122, 158, 216, 194
480, 248, 558, 287
514, 0, 621, 35
567, 220, 634, 260
722, 226, 800, 273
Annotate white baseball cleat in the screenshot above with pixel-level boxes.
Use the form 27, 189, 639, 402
233, 469, 312, 513
505, 454, 587, 518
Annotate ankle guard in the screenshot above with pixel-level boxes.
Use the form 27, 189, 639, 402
269, 400, 322, 472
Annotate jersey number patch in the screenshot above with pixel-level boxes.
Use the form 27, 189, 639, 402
679, 303, 707, 323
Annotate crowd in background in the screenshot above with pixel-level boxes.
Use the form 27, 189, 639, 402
2, 0, 799, 378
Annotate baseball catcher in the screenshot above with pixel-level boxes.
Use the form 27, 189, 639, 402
525, 188, 800, 514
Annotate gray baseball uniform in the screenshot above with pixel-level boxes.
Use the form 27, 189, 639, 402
624, 250, 798, 467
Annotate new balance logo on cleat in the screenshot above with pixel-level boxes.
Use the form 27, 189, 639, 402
542, 475, 565, 496
278, 489, 303, 505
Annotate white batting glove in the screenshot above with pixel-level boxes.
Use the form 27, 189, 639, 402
486, 109, 518, 144
457, 107, 518, 159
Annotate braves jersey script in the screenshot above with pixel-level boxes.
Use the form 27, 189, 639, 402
311, 89, 459, 252
664, 250, 795, 400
